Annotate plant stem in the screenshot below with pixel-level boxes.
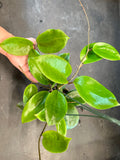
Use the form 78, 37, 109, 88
69, 0, 90, 82
68, 81, 73, 85
58, 81, 73, 90
38, 123, 47, 160
59, 1, 90, 89
66, 113, 101, 118
78, 0, 90, 47
38, 83, 51, 90
68, 61, 85, 82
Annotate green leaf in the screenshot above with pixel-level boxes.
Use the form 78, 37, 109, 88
33, 54, 72, 84
23, 84, 38, 105
0, 37, 33, 56
22, 91, 49, 123
93, 42, 120, 61
67, 90, 85, 106
65, 104, 79, 129
56, 118, 67, 136
59, 53, 70, 62
74, 76, 119, 110
35, 109, 46, 122
45, 90, 68, 125
36, 29, 69, 53
17, 101, 24, 110
28, 50, 51, 85
42, 130, 71, 153
80, 43, 102, 64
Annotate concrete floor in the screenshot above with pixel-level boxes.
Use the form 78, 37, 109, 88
0, 0, 120, 160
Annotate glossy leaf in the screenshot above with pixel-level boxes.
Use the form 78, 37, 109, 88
56, 118, 67, 136
42, 130, 71, 153
35, 109, 46, 122
22, 91, 49, 123
93, 42, 120, 61
36, 29, 69, 53
23, 84, 38, 105
28, 50, 51, 85
67, 90, 85, 106
80, 43, 102, 64
59, 53, 70, 62
0, 37, 33, 56
45, 90, 68, 125
33, 54, 72, 84
74, 76, 119, 110
65, 104, 79, 129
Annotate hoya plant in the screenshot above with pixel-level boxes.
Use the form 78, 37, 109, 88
0, 2, 120, 160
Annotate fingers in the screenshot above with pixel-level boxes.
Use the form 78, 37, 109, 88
19, 63, 38, 83
26, 37, 37, 49
24, 70, 38, 83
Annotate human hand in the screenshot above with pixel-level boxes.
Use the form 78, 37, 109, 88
5, 37, 38, 83
0, 27, 37, 82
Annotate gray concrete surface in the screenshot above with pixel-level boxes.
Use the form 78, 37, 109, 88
0, 0, 120, 160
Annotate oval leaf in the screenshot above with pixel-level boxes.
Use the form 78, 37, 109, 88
23, 84, 38, 105
35, 109, 46, 122
22, 91, 49, 123
45, 90, 68, 125
56, 118, 67, 136
67, 90, 85, 106
80, 43, 102, 64
93, 42, 120, 61
42, 130, 71, 153
36, 29, 69, 53
34, 54, 72, 84
65, 104, 79, 129
74, 76, 119, 110
0, 37, 33, 56
59, 53, 70, 62
28, 50, 51, 85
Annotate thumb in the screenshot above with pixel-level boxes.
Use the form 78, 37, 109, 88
24, 70, 38, 83
19, 63, 38, 83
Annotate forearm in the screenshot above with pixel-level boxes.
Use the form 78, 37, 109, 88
0, 26, 14, 56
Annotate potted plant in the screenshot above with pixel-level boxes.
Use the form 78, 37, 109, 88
0, 1, 120, 159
